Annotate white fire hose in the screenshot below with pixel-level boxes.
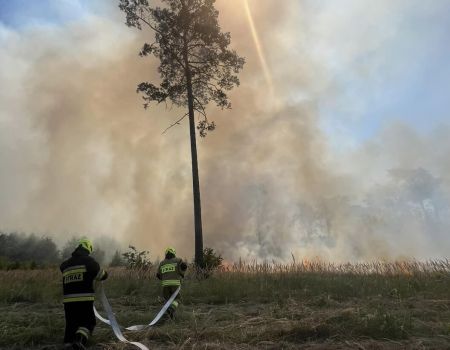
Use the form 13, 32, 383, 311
94, 282, 180, 349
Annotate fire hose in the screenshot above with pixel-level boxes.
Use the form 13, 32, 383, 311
94, 282, 180, 349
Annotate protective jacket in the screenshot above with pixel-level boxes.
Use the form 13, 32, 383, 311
157, 257, 187, 287
60, 247, 108, 303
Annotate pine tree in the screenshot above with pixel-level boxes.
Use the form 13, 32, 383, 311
119, 0, 244, 266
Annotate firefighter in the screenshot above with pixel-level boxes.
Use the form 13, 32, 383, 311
60, 238, 108, 349
156, 247, 187, 319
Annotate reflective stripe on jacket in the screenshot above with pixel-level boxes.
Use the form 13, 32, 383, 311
158, 257, 184, 286
60, 247, 107, 303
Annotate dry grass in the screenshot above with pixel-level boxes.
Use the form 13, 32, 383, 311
0, 260, 449, 349
220, 258, 450, 275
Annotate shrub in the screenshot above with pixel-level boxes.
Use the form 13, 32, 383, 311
203, 247, 223, 270
194, 247, 223, 279
122, 245, 152, 270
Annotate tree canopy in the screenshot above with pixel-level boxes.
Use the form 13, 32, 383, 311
119, 0, 245, 136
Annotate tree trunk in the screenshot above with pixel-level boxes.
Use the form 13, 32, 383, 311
183, 43, 204, 267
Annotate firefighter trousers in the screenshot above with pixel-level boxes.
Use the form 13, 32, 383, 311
63, 301, 96, 345
162, 285, 180, 318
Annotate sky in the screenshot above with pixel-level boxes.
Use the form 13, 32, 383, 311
303, 0, 450, 148
1, 0, 449, 144
1, 0, 449, 261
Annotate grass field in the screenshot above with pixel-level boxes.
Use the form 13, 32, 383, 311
1, 260, 450, 349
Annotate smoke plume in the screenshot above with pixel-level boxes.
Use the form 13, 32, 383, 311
0, 0, 449, 262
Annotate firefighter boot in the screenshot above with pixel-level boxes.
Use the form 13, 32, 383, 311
72, 327, 89, 350
167, 306, 175, 319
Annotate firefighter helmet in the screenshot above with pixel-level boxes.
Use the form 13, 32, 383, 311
165, 247, 176, 256
78, 238, 93, 254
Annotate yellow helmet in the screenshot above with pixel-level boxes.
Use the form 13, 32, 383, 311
78, 238, 93, 254
165, 247, 176, 256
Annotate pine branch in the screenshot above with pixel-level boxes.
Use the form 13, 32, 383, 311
162, 112, 189, 135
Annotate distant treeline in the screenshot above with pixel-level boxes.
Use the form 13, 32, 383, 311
0, 232, 223, 271
0, 232, 123, 270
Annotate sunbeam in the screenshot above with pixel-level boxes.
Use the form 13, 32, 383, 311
243, 0, 275, 100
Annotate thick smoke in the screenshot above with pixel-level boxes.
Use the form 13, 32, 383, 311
0, 1, 449, 261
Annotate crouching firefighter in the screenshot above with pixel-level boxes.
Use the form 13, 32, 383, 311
157, 247, 187, 319
60, 238, 108, 349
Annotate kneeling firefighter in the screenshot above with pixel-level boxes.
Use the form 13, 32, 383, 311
60, 238, 108, 349
157, 247, 187, 318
